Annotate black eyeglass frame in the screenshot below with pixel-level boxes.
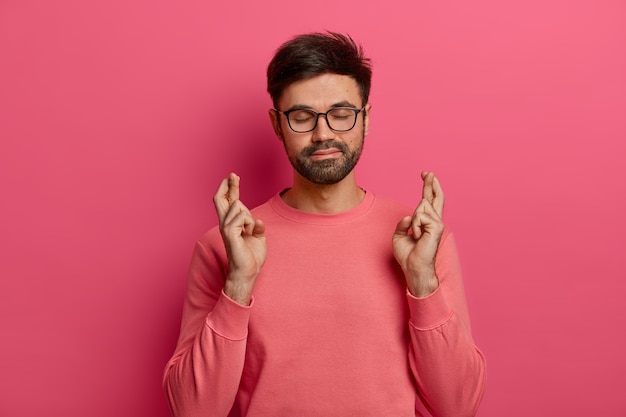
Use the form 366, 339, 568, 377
274, 106, 366, 133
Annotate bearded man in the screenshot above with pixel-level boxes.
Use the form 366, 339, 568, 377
164, 32, 486, 417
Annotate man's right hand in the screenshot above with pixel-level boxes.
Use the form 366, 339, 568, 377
213, 173, 266, 306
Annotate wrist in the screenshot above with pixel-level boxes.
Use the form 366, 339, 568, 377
406, 269, 439, 298
224, 277, 255, 306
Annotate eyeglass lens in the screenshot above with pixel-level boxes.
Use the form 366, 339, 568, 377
287, 108, 359, 133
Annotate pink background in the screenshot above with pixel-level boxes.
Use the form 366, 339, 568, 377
1, 0, 625, 416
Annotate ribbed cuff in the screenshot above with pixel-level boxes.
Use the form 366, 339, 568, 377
205, 291, 253, 340
406, 287, 453, 330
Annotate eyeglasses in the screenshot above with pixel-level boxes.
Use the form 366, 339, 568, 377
274, 107, 366, 133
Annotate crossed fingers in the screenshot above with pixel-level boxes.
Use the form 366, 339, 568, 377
214, 173, 240, 222
213, 173, 254, 235
420, 171, 444, 219
408, 172, 444, 238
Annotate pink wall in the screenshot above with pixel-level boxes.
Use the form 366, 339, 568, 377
1, 1, 625, 416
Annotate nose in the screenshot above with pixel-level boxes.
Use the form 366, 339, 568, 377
311, 113, 335, 142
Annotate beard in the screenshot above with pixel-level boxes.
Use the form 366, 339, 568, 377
286, 137, 364, 185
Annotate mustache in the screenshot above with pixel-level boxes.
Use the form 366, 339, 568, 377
301, 140, 349, 157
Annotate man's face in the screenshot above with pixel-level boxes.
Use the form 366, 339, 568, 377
271, 73, 370, 185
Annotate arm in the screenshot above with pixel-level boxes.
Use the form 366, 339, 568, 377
393, 172, 485, 416
407, 231, 486, 417
163, 173, 266, 417
163, 241, 252, 417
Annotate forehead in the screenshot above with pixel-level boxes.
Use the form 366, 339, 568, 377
278, 73, 361, 110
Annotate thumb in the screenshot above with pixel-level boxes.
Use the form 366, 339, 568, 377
393, 216, 412, 239
252, 218, 266, 237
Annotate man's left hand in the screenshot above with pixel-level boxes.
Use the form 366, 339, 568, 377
392, 172, 445, 298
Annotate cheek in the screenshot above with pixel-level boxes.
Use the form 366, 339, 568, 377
345, 131, 365, 148
282, 136, 306, 157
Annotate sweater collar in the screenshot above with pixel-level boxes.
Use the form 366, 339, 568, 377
268, 190, 375, 225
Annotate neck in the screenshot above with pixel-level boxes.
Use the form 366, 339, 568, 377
281, 172, 365, 214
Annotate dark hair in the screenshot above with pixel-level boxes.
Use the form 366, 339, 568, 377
267, 32, 372, 108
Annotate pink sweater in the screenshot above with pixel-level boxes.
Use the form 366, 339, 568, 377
164, 192, 485, 417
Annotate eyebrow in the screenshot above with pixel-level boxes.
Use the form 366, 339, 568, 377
284, 101, 359, 112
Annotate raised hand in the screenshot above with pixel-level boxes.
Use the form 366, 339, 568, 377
213, 173, 267, 305
392, 172, 445, 298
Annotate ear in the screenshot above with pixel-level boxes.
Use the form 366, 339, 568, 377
363, 103, 372, 135
268, 109, 284, 140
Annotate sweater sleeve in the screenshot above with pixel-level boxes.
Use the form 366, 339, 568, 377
407, 231, 486, 417
163, 238, 251, 417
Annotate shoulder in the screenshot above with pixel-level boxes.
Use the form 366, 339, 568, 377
249, 196, 276, 217
370, 193, 454, 239
369, 193, 413, 218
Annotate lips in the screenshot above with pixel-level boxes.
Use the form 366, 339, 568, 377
309, 148, 343, 160
303, 141, 348, 159
312, 148, 342, 156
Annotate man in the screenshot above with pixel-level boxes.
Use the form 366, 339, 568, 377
164, 32, 485, 417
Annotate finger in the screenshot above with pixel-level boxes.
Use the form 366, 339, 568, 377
252, 218, 266, 238
412, 199, 430, 238
222, 208, 254, 240
227, 173, 240, 204
241, 214, 265, 238
393, 216, 413, 239
411, 199, 443, 236
413, 198, 442, 220
222, 200, 252, 227
414, 197, 431, 216
432, 175, 445, 218
242, 213, 255, 236
421, 171, 434, 206
239, 215, 265, 238
213, 177, 231, 223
